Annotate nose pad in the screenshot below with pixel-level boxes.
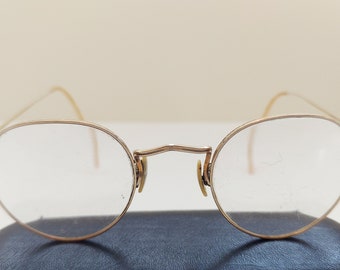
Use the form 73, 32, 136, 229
197, 160, 207, 197
137, 157, 148, 193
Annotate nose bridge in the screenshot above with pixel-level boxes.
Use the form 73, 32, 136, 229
134, 144, 212, 157
133, 144, 212, 193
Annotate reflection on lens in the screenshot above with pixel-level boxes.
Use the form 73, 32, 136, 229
211, 116, 339, 238
0, 122, 135, 240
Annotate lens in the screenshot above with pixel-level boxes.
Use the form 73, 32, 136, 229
211, 115, 339, 238
0, 121, 135, 240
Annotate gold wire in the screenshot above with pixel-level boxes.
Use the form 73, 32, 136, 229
248, 92, 339, 174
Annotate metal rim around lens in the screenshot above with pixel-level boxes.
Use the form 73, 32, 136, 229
210, 114, 340, 239
0, 120, 137, 242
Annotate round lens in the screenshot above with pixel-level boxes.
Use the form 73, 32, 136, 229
211, 116, 339, 238
0, 121, 136, 240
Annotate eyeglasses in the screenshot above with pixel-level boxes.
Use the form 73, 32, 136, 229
0, 88, 338, 242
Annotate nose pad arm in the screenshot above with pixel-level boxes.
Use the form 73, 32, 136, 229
197, 160, 208, 197
136, 156, 148, 193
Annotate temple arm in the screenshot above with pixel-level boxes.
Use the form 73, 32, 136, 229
247, 91, 339, 174
261, 91, 339, 121
0, 86, 84, 130
0, 87, 99, 167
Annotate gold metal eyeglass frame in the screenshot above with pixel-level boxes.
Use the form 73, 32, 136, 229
0, 88, 339, 242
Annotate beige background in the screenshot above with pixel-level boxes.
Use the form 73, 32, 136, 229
0, 1, 339, 122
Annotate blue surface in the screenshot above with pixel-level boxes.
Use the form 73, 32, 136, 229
0, 211, 339, 270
